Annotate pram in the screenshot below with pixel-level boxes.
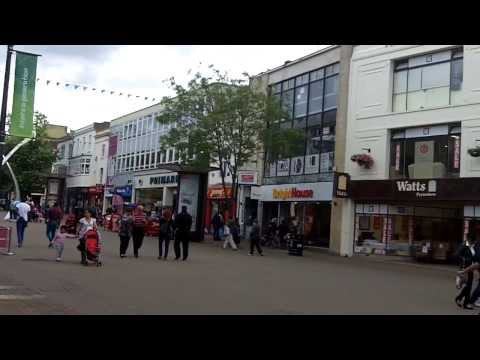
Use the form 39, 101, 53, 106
83, 229, 102, 266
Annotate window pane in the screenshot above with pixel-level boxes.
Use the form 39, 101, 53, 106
306, 126, 322, 155
421, 62, 450, 89
321, 134, 335, 153
393, 71, 407, 94
323, 109, 337, 129
424, 86, 450, 108
308, 80, 323, 114
324, 75, 339, 110
272, 83, 282, 94
451, 59, 463, 91
281, 89, 294, 120
393, 93, 407, 112
307, 113, 322, 127
407, 68, 421, 92
325, 64, 335, 76
295, 74, 309, 86
390, 140, 405, 178
294, 117, 307, 128
406, 90, 424, 111
294, 85, 308, 118
280, 120, 292, 129
320, 151, 334, 173
310, 68, 324, 82
282, 79, 294, 91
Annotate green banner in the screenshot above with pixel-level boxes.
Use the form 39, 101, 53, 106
10, 52, 38, 138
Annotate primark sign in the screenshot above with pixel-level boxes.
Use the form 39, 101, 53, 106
395, 180, 437, 198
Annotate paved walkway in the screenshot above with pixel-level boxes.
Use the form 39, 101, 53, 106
0, 213, 477, 315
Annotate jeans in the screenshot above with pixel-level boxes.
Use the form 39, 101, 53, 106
174, 231, 190, 260
132, 227, 145, 256
46, 222, 58, 243
16, 218, 27, 246
119, 235, 130, 256
158, 234, 170, 258
456, 271, 474, 306
54, 243, 64, 258
250, 237, 263, 255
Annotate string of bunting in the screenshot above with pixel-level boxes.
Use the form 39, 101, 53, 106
35, 77, 158, 102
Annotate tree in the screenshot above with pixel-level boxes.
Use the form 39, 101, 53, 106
157, 66, 305, 217
0, 112, 58, 197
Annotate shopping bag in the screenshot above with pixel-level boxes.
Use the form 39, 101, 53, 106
4, 212, 10, 221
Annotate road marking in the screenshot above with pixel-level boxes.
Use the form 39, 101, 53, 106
0, 294, 46, 300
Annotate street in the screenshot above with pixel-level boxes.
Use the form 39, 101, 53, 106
0, 213, 474, 315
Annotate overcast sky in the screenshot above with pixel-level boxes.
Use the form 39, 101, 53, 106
0, 45, 328, 130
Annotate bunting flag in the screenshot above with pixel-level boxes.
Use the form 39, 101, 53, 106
37, 77, 158, 103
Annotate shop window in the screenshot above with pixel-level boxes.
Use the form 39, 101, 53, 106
389, 124, 461, 179
324, 75, 339, 110
294, 85, 308, 118
308, 80, 324, 115
306, 126, 322, 155
293, 117, 306, 129
281, 89, 294, 120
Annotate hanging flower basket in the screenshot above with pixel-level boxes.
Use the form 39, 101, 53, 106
467, 147, 480, 157
351, 154, 374, 169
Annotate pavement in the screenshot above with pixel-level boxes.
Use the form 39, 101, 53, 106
0, 212, 478, 315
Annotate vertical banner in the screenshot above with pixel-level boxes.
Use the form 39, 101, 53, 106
178, 174, 199, 231
10, 52, 38, 138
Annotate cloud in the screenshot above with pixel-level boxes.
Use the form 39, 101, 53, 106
0, 45, 329, 130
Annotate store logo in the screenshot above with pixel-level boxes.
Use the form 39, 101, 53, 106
272, 188, 314, 200
395, 180, 437, 197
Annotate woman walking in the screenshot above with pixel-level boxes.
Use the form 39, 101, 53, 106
77, 209, 97, 266
132, 205, 147, 258
118, 209, 133, 258
222, 220, 238, 250
158, 210, 172, 260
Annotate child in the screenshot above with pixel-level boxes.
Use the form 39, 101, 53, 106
222, 220, 238, 250
52, 225, 77, 262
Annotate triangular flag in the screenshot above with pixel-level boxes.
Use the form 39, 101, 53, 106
136, 96, 140, 98
92, 88, 96, 91
46, 80, 51, 85
83, 86, 87, 91
119, 93, 123, 96
65, 83, 70, 87
110, 91, 115, 95
145, 97, 148, 100
74, 85, 79, 90
36, 78, 40, 82
128, 94, 131, 97
101, 90, 106, 93
56, 82, 60, 86
152, 98, 155, 102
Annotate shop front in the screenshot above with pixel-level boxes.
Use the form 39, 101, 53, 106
260, 182, 333, 248
87, 184, 104, 210
350, 178, 480, 261
133, 172, 178, 214
113, 185, 132, 204
205, 185, 235, 230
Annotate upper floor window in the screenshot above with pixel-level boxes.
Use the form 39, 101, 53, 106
393, 47, 463, 112
389, 123, 461, 179
58, 144, 65, 159
101, 144, 106, 157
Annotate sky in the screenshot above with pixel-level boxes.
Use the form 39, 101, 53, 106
0, 45, 329, 130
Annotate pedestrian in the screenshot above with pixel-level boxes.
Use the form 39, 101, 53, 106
158, 210, 173, 260
9, 200, 18, 220
212, 212, 224, 241
174, 206, 193, 261
455, 238, 477, 309
77, 209, 98, 266
46, 202, 63, 248
232, 219, 241, 247
132, 205, 147, 258
249, 219, 263, 256
15, 198, 31, 248
223, 219, 238, 250
118, 209, 133, 258
51, 225, 77, 262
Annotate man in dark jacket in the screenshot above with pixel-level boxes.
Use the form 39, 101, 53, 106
174, 206, 193, 261
212, 212, 223, 241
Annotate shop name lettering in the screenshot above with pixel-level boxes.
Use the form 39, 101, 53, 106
150, 175, 178, 185
272, 188, 314, 200
395, 181, 436, 197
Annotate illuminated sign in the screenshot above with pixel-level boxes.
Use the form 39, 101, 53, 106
272, 188, 314, 200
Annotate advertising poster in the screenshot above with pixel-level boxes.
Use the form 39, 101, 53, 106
291, 156, 304, 176
178, 174, 199, 231
277, 159, 290, 176
305, 154, 320, 174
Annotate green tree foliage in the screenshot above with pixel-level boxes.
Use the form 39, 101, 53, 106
0, 112, 58, 196
156, 66, 305, 211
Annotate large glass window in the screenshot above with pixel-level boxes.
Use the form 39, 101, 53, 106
266, 63, 339, 177
393, 47, 463, 112
389, 124, 461, 179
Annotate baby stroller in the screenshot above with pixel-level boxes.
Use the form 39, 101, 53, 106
83, 229, 102, 266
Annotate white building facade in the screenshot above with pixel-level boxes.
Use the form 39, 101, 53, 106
341, 45, 480, 261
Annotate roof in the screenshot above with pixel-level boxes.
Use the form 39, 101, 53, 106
252, 45, 339, 78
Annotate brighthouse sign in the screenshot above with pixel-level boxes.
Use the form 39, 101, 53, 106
273, 188, 314, 200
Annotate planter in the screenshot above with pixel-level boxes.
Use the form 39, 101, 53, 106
351, 154, 374, 169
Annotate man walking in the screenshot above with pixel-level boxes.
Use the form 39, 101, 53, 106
46, 202, 63, 248
15, 198, 31, 248
249, 219, 263, 256
212, 212, 223, 241
174, 206, 193, 261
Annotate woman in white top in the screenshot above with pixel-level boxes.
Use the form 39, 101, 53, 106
222, 220, 238, 250
77, 209, 98, 265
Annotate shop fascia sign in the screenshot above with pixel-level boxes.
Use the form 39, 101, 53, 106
272, 187, 314, 200
149, 174, 178, 186
395, 179, 437, 197
238, 171, 258, 185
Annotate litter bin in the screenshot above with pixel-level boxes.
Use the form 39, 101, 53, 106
288, 234, 304, 256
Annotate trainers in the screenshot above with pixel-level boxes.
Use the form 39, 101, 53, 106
56, 257, 61, 262
48, 243, 53, 248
